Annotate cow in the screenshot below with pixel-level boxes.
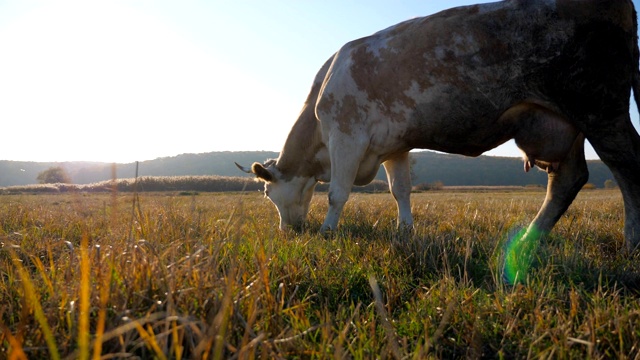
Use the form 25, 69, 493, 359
237, 0, 640, 251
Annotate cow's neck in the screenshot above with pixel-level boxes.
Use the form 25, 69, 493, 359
276, 103, 328, 182
275, 56, 333, 183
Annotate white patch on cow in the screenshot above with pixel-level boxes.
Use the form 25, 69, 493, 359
404, 80, 426, 100
365, 37, 390, 58
390, 100, 411, 119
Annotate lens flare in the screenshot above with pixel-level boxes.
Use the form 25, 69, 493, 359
503, 226, 542, 285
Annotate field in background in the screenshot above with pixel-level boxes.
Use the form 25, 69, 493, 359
1, 189, 640, 358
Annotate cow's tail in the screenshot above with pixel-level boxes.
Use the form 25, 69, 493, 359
633, 5, 640, 115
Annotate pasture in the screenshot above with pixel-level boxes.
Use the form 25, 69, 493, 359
1, 189, 639, 358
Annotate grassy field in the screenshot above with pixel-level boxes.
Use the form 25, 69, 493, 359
1, 189, 639, 359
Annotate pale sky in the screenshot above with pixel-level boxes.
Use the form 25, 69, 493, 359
0, 1, 639, 163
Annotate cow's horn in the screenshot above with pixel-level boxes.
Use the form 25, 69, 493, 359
235, 162, 253, 173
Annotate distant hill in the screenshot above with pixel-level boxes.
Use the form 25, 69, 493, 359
0, 151, 615, 188
0, 151, 278, 187
408, 151, 614, 187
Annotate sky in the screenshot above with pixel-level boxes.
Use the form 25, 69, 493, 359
0, 1, 639, 163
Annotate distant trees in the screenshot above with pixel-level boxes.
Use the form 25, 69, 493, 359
604, 179, 618, 189
37, 166, 71, 184
412, 181, 444, 191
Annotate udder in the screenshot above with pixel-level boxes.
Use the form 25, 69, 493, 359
505, 103, 579, 173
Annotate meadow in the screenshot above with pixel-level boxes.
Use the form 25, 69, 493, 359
1, 189, 639, 359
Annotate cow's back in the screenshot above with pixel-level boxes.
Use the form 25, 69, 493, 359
315, 0, 637, 156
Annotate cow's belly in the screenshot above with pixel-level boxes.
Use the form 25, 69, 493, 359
368, 98, 517, 158
354, 153, 383, 185
407, 122, 515, 157
403, 97, 576, 159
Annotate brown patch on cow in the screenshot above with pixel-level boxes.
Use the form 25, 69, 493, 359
317, 90, 367, 135
348, 39, 419, 123
316, 92, 336, 122
335, 95, 362, 135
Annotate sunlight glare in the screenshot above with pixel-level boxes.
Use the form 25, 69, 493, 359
0, 1, 296, 162
503, 226, 541, 285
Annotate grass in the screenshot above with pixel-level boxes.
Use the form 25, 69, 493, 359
1, 189, 639, 358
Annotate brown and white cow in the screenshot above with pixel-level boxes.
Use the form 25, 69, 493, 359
238, 0, 640, 250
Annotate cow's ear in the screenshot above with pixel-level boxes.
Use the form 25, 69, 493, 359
252, 162, 274, 182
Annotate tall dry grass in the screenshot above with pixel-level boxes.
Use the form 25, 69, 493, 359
0, 189, 638, 358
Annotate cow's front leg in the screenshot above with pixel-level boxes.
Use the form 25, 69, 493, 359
526, 134, 588, 238
320, 136, 367, 233
321, 187, 350, 233
382, 152, 414, 231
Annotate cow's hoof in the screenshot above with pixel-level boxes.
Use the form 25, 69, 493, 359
319, 225, 334, 239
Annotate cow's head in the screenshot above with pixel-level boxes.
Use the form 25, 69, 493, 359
236, 161, 316, 231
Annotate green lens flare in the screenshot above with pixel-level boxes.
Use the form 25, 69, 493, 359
503, 226, 542, 285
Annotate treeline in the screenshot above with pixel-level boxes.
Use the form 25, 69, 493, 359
0, 150, 616, 188
0, 176, 389, 194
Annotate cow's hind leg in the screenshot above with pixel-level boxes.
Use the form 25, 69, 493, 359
586, 114, 640, 251
383, 152, 414, 231
526, 133, 589, 239
506, 134, 588, 283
